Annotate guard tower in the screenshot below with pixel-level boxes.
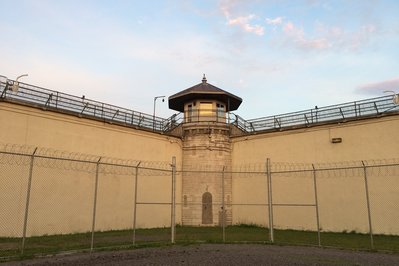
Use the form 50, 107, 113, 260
169, 75, 242, 226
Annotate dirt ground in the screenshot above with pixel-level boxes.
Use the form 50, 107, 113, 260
4, 244, 399, 265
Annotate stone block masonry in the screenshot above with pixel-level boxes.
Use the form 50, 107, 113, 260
181, 123, 232, 226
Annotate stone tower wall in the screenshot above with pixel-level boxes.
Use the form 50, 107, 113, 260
181, 123, 232, 226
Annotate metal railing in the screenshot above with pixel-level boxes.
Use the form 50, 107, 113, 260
0, 75, 179, 133
184, 109, 229, 123
155, 96, 399, 136
236, 95, 399, 134
1, 75, 398, 136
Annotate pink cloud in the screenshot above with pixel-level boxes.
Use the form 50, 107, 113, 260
357, 78, 399, 95
219, 0, 264, 36
227, 14, 264, 36
283, 21, 304, 36
282, 21, 330, 50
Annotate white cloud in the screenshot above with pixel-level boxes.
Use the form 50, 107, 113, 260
265, 17, 284, 25
219, 0, 264, 36
219, 0, 233, 18
227, 14, 264, 36
279, 20, 379, 51
282, 21, 330, 50
314, 23, 378, 50
347, 24, 377, 50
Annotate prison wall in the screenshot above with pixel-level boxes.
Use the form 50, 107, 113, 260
231, 115, 399, 234
0, 102, 182, 236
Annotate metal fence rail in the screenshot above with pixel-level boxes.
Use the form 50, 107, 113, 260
0, 75, 176, 133
2, 75, 398, 137
237, 95, 399, 133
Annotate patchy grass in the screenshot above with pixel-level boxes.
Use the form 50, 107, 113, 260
1, 226, 399, 261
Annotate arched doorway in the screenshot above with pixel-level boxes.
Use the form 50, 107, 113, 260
202, 192, 213, 224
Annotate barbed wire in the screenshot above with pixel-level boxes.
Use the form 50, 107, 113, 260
0, 143, 36, 156
272, 162, 313, 172
232, 162, 265, 173
1, 143, 398, 177
230, 159, 399, 178
180, 164, 227, 173
0, 143, 172, 176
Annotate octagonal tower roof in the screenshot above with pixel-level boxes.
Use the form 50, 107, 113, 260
168, 75, 242, 112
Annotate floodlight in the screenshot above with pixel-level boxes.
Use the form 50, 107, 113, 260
12, 74, 28, 93
384, 90, 399, 105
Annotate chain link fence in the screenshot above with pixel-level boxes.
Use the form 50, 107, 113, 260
1, 144, 399, 259
0, 144, 176, 259
230, 159, 399, 250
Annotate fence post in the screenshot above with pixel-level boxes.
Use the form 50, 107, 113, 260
266, 158, 274, 243
55, 92, 59, 109
362, 161, 374, 249
222, 166, 226, 243
132, 161, 141, 245
312, 164, 321, 247
171, 157, 176, 244
90, 157, 101, 251
21, 147, 37, 255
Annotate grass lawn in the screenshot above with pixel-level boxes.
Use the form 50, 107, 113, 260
1, 225, 399, 260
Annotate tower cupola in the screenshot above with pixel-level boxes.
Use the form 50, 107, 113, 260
168, 75, 242, 123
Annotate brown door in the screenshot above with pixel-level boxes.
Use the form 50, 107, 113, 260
202, 192, 213, 224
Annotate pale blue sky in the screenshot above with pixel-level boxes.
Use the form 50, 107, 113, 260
1, 0, 398, 119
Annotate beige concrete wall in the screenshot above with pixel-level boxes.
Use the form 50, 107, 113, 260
232, 116, 399, 163
1, 101, 398, 236
0, 102, 182, 236
0, 102, 182, 161
231, 115, 399, 234
231, 173, 269, 227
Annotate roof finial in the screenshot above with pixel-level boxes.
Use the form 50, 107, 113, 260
202, 74, 207, 84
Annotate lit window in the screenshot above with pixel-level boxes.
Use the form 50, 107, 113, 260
200, 102, 213, 116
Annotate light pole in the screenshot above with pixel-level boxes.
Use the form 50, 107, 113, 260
384, 90, 399, 105
153, 95, 165, 130
12, 74, 28, 92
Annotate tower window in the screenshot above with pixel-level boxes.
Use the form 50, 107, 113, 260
200, 102, 213, 116
187, 104, 193, 122
217, 103, 226, 121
